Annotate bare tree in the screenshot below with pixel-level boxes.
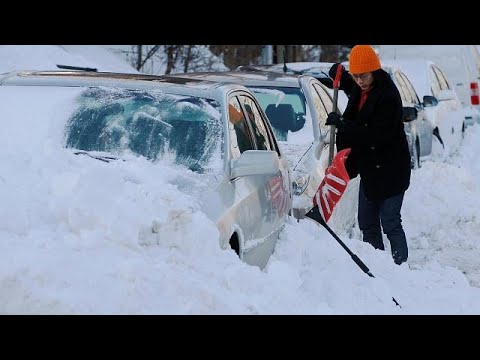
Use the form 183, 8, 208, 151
128, 45, 162, 72
124, 45, 248, 74
138, 45, 161, 71
298, 45, 353, 63
164, 45, 183, 74
320, 45, 342, 62
136, 45, 142, 71
179, 46, 226, 73
209, 45, 263, 70
183, 45, 193, 73
301, 45, 321, 61
121, 45, 354, 74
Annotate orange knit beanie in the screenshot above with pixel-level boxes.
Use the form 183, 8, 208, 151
349, 45, 381, 74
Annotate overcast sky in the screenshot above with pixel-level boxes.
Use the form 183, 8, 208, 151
1, 45, 480, 314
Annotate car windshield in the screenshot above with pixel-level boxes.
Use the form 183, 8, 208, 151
0, 85, 223, 174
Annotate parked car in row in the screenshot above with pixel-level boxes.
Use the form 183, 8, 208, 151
238, 62, 349, 112
383, 64, 434, 168
300, 58, 462, 158
378, 45, 480, 126
162, 70, 345, 219
0, 70, 292, 269
381, 58, 465, 155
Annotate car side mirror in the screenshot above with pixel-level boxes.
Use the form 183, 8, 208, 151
423, 95, 439, 107
230, 150, 280, 179
402, 106, 418, 122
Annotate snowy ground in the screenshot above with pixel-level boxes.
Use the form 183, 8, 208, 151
0, 121, 479, 314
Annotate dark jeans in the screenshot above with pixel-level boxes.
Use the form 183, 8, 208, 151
358, 181, 408, 265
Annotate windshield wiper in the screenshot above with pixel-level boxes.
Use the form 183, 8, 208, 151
74, 151, 118, 163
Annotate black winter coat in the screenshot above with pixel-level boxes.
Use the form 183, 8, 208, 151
336, 69, 411, 201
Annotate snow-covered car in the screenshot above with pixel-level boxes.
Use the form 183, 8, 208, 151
384, 64, 434, 168
381, 58, 466, 155
0, 70, 292, 269
378, 45, 480, 127
162, 70, 344, 219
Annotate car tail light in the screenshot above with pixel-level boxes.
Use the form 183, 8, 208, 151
471, 82, 479, 105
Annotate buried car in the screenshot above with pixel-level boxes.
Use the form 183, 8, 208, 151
0, 70, 292, 269
162, 70, 343, 220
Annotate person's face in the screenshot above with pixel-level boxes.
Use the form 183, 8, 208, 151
351, 72, 374, 91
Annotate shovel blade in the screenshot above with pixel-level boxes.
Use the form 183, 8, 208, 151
313, 148, 351, 223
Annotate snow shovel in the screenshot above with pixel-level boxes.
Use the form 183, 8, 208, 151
304, 149, 402, 308
314, 148, 351, 224
328, 64, 343, 166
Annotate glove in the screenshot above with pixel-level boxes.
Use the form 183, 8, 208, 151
328, 63, 345, 80
328, 63, 354, 93
325, 112, 345, 131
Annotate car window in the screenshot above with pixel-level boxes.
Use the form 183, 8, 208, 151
432, 65, 451, 91
312, 82, 333, 134
399, 72, 421, 105
312, 83, 333, 112
248, 86, 312, 145
429, 65, 442, 98
239, 95, 273, 152
252, 86, 306, 115
65, 87, 223, 174
393, 71, 410, 104
309, 83, 327, 123
394, 71, 419, 105
228, 96, 255, 160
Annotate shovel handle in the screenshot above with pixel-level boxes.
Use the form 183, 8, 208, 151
332, 64, 343, 114
328, 65, 343, 165
333, 64, 343, 89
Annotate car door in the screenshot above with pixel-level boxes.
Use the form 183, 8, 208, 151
394, 70, 432, 158
290, 77, 333, 214
399, 71, 433, 156
227, 93, 290, 267
430, 64, 464, 151
239, 94, 291, 221
392, 70, 420, 168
